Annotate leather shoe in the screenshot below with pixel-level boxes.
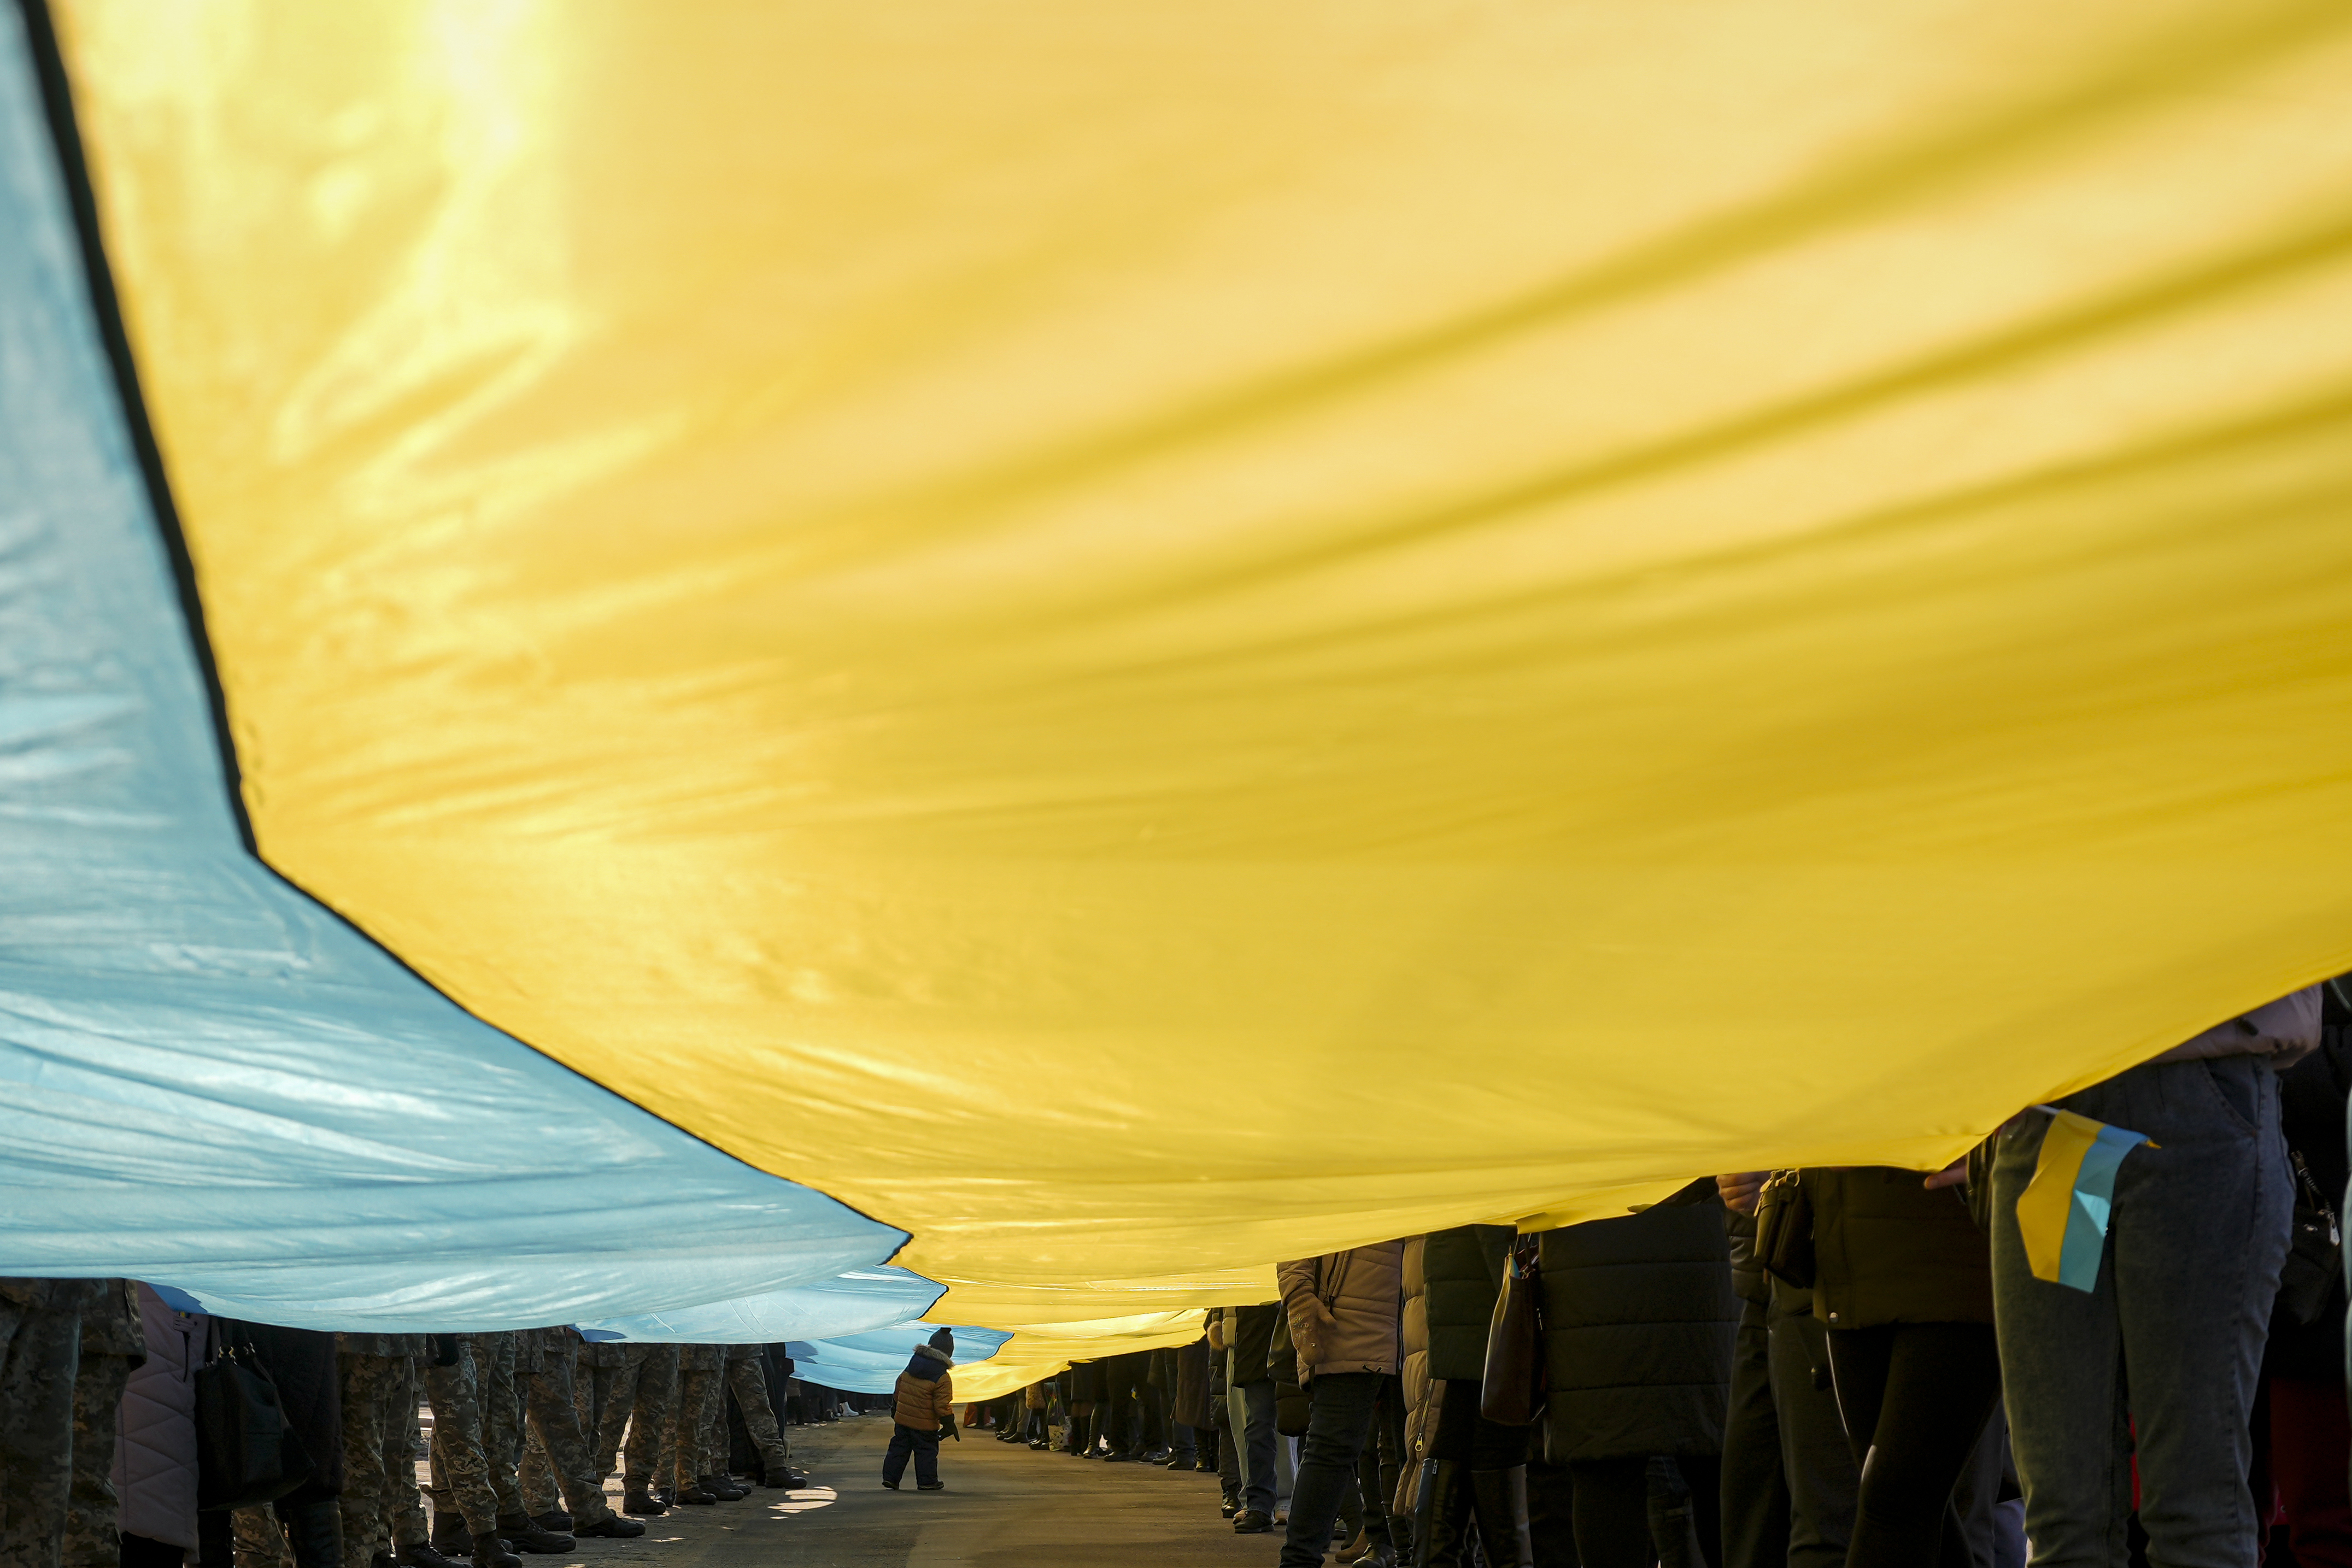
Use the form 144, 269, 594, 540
916, 1481, 945, 1491
1101, 1452, 1136, 1464
1233, 1509, 1275, 1534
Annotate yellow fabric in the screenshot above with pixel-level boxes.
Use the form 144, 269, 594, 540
946, 1312, 1209, 1406
54, 2, 2352, 1332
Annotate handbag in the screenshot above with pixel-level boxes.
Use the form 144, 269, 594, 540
1480, 1235, 1546, 1426
1753, 1169, 1816, 1290
195, 1326, 314, 1512
2278, 1149, 2343, 1326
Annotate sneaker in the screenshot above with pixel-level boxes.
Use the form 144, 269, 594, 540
1233, 1509, 1275, 1535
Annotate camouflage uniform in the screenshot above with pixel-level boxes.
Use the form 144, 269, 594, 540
571, 1342, 625, 1479
230, 1508, 289, 1568
58, 1282, 140, 1568
515, 1330, 618, 1526
664, 1347, 724, 1491
722, 1346, 794, 1483
337, 1334, 428, 1563
598, 1346, 677, 1501
458, 1334, 529, 1524
421, 1338, 501, 1537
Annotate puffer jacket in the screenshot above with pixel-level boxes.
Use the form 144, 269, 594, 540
1277, 1242, 1405, 1381
893, 1344, 955, 1429
1802, 1166, 1992, 1329
115, 1284, 202, 1550
1399, 1225, 1514, 1472
1537, 1183, 1737, 1464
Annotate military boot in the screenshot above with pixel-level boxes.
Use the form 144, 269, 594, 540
620, 1490, 667, 1517
493, 1514, 574, 1555
467, 1543, 519, 1568
429, 1516, 471, 1558
702, 1473, 748, 1501
395, 1540, 462, 1568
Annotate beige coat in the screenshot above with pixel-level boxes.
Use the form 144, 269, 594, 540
1276, 1242, 1405, 1382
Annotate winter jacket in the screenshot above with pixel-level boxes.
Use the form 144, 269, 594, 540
2153, 985, 2322, 1067
1802, 1166, 1992, 1329
1276, 1242, 1405, 1381
115, 1285, 202, 1550
1171, 1338, 1213, 1430
893, 1344, 955, 1430
1537, 1184, 1738, 1464
2267, 994, 2352, 1382
1725, 1206, 1767, 1307
1398, 1225, 1512, 1478
1223, 1304, 1281, 1386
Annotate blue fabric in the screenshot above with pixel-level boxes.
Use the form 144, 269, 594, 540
2057, 1121, 2149, 1293
574, 1267, 945, 1344
783, 1324, 1013, 1394
0, 9, 908, 1332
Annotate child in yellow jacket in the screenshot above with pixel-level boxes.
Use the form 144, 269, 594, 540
882, 1329, 955, 1491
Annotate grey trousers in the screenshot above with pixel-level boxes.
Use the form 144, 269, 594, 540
1990, 1054, 2290, 1568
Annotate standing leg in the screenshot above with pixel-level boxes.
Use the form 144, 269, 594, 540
419, 1341, 508, 1565
1720, 1296, 1788, 1568
60, 1350, 131, 1568
1569, 1455, 1655, 1568
1280, 1373, 1382, 1568
336, 1354, 395, 1568
1771, 1300, 1857, 1568
384, 1359, 434, 1566
0, 1288, 83, 1568
621, 1347, 678, 1513
725, 1355, 797, 1488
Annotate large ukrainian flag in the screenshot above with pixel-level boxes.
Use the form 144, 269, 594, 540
4, 0, 2351, 1370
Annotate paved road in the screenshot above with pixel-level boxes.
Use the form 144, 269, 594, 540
541, 1414, 1283, 1568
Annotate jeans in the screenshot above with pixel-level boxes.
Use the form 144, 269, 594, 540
1826, 1322, 2001, 1568
881, 1424, 939, 1488
1281, 1373, 1387, 1568
1991, 1054, 2290, 1568
1721, 1297, 1790, 1568
1235, 1381, 1279, 1514
1770, 1298, 1857, 1568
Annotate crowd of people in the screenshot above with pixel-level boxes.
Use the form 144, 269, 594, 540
965, 979, 2347, 1567
0, 1306, 829, 1568
7, 980, 2344, 1568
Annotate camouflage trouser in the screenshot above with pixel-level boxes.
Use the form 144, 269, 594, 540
421, 1340, 500, 1535
723, 1354, 792, 1477
517, 1334, 614, 1525
665, 1365, 720, 1490
231, 1507, 288, 1568
338, 1353, 426, 1560
61, 1350, 133, 1568
0, 1295, 81, 1568
596, 1346, 677, 1496
572, 1345, 624, 1479
458, 1334, 526, 1522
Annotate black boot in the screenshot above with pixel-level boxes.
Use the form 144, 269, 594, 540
492, 1514, 573, 1555
396, 1541, 462, 1568
1468, 1466, 1534, 1568
621, 1490, 667, 1517
467, 1546, 520, 1568
1419, 1460, 1473, 1568
573, 1510, 646, 1540
527, 1512, 570, 1535
429, 1515, 472, 1557
278, 1500, 343, 1568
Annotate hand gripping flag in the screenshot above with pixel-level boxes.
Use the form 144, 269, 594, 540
2015, 1107, 2154, 1293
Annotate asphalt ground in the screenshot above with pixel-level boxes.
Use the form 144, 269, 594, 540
515, 1414, 1286, 1568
